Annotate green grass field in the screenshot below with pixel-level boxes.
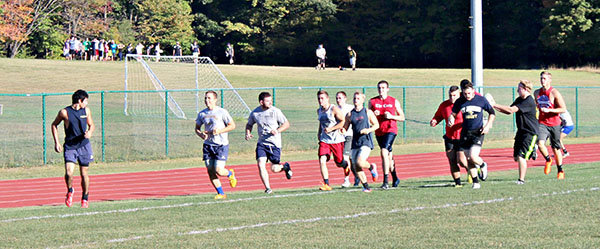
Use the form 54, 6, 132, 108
1, 162, 598, 248
1, 58, 599, 248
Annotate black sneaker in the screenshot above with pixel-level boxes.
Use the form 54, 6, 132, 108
392, 179, 400, 188
283, 162, 292, 180
265, 188, 273, 194
380, 183, 389, 190
478, 162, 488, 181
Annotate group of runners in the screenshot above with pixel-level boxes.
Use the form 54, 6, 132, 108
431, 71, 572, 189
50, 71, 573, 207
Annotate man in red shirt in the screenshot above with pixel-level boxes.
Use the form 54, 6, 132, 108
368, 80, 405, 189
534, 71, 567, 179
430, 85, 467, 187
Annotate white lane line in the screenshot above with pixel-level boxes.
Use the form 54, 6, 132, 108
55, 186, 599, 248
2, 190, 349, 223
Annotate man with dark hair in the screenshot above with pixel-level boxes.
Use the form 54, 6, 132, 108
316, 90, 350, 191
246, 92, 293, 194
430, 85, 467, 187
369, 80, 405, 189
534, 71, 567, 179
449, 80, 495, 189
195, 91, 238, 199
493, 80, 538, 184
51, 89, 95, 208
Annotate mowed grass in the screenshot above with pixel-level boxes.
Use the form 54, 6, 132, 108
1, 162, 598, 248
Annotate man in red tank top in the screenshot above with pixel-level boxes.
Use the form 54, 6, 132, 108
368, 80, 405, 189
430, 85, 468, 187
534, 71, 567, 179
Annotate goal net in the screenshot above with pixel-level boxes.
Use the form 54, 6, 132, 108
124, 54, 251, 119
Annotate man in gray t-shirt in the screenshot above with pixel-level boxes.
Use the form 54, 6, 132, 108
245, 92, 292, 194
195, 91, 237, 200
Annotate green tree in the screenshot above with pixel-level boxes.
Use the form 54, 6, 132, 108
539, 0, 600, 65
135, 0, 195, 48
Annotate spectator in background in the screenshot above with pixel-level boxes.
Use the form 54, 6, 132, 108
110, 41, 117, 61
83, 38, 91, 61
117, 43, 125, 61
348, 45, 357, 71
146, 44, 154, 56
226, 43, 234, 64
135, 42, 144, 56
316, 44, 326, 70
92, 38, 99, 61
173, 41, 182, 62
155, 42, 162, 62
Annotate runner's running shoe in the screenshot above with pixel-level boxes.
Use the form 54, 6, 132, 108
341, 179, 351, 188
544, 158, 553, 175
65, 191, 73, 207
319, 183, 332, 191
478, 162, 488, 181
214, 194, 227, 200
81, 199, 88, 208
228, 169, 237, 188
557, 171, 565, 180
472, 183, 481, 189
370, 163, 378, 182
265, 188, 273, 194
362, 187, 372, 193
284, 162, 293, 180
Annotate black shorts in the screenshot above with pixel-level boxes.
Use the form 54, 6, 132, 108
538, 124, 561, 149
376, 133, 397, 152
458, 129, 485, 151
514, 133, 537, 160
443, 135, 460, 152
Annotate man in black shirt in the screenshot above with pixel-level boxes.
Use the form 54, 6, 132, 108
493, 80, 538, 184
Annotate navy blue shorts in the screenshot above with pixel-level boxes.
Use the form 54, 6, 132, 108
376, 133, 397, 152
203, 144, 229, 161
64, 143, 94, 166
256, 143, 281, 164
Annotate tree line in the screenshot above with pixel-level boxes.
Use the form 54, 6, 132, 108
1, 0, 599, 68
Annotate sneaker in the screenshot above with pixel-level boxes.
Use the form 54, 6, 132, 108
544, 158, 553, 175
532, 146, 538, 160
81, 199, 88, 208
454, 184, 464, 188
472, 182, 481, 189
370, 163, 378, 182
319, 183, 332, 191
214, 194, 227, 200
516, 179, 525, 185
265, 188, 273, 194
283, 162, 293, 180
380, 183, 389, 190
362, 187, 372, 193
65, 191, 73, 207
341, 179, 351, 188
228, 169, 237, 188
353, 177, 360, 187
557, 171, 565, 180
563, 152, 570, 158
478, 162, 488, 181
392, 179, 400, 188
468, 174, 473, 184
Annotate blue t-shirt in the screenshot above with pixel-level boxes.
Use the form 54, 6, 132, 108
452, 94, 495, 130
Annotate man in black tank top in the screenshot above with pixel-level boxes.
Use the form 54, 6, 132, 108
51, 90, 95, 208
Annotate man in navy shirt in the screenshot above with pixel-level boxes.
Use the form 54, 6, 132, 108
449, 80, 495, 189
51, 90, 95, 208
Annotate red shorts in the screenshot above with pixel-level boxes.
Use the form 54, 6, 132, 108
318, 141, 345, 164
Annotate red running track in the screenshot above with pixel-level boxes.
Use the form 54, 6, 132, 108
1, 143, 599, 208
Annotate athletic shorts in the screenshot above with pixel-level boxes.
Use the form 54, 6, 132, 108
343, 136, 352, 156
538, 123, 561, 149
561, 125, 574, 135
376, 133, 397, 152
318, 141, 344, 164
349, 57, 356, 66
202, 144, 229, 161
458, 129, 485, 151
514, 133, 537, 160
69, 49, 76, 55
443, 135, 460, 152
64, 143, 93, 166
351, 146, 372, 165
256, 143, 281, 164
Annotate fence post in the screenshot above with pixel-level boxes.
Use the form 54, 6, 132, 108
165, 90, 169, 156
441, 86, 445, 135
42, 94, 47, 165
402, 87, 406, 140
512, 87, 516, 132
220, 89, 224, 107
575, 87, 579, 137
272, 87, 276, 106
101, 91, 105, 162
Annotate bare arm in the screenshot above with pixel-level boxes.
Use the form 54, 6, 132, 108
363, 110, 380, 134
325, 106, 346, 133
481, 114, 495, 135
385, 99, 405, 122
245, 121, 254, 140
546, 89, 566, 114
275, 120, 290, 134
84, 107, 95, 139
343, 112, 351, 131
493, 104, 519, 115
210, 120, 236, 136
195, 123, 208, 140
51, 109, 67, 153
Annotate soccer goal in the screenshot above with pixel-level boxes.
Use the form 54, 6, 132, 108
124, 54, 251, 119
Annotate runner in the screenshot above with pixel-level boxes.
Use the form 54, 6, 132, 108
336, 91, 360, 187
559, 110, 574, 157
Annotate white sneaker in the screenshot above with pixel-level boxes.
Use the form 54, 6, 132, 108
478, 162, 488, 181
472, 183, 481, 189
341, 179, 351, 188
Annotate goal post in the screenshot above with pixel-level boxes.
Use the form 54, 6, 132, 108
124, 54, 251, 119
